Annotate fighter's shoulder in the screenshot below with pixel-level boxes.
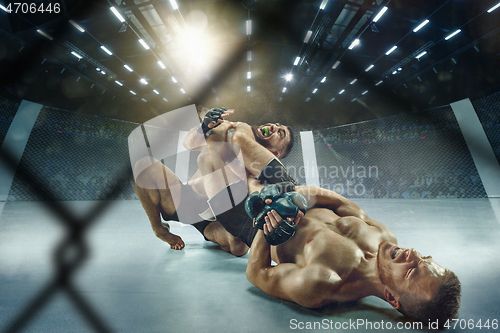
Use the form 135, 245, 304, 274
363, 216, 397, 243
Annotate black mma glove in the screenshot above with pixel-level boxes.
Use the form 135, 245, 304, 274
244, 182, 296, 224
245, 185, 307, 246
198, 107, 227, 135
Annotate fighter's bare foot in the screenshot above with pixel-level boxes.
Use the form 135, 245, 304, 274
161, 221, 185, 250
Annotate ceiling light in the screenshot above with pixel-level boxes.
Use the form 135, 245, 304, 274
329, 97, 335, 102
350, 79, 357, 85
282, 87, 287, 93
141, 98, 147, 102
96, 67, 100, 71
158, 61, 166, 69
110, 7, 125, 22
339, 89, 345, 94
71, 51, 82, 59
294, 56, 300, 66
398, 67, 402, 71
445, 29, 461, 40
101, 46, 112, 55
285, 74, 293, 81
247, 51, 252, 61
247, 86, 251, 92
304, 31, 313, 43
413, 20, 429, 32
36, 30, 53, 40
247, 71, 251, 79
153, 90, 159, 94
332, 61, 340, 69
130, 90, 136, 95
351, 98, 357, 102
172, 77, 177, 83
312, 88, 318, 94
115, 81, 123, 86
246, 20, 252, 35
320, 0, 328, 10
0, 4, 10, 12
163, 98, 168, 102
124, 65, 133, 72
139, 39, 150, 50
488, 2, 500, 13
306, 97, 310, 102
392, 70, 397, 74
100, 70, 106, 75
362, 90, 368, 95
365, 65, 374, 72
348, 39, 360, 50
373, 6, 388, 23
180, 88, 186, 94
140, 78, 147, 85
169, 0, 178, 10
321, 77, 326, 83
69, 20, 85, 32
385, 46, 397, 55
415, 51, 427, 59
375, 80, 383, 86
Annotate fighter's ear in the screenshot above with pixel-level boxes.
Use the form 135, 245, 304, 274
384, 288, 401, 309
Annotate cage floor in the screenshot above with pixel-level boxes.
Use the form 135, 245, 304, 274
1, 198, 499, 333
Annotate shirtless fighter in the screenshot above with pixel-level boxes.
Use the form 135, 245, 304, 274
133, 106, 294, 255
241, 179, 461, 327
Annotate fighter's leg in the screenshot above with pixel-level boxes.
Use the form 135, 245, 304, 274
197, 145, 244, 199
203, 222, 249, 257
193, 147, 248, 255
133, 159, 185, 250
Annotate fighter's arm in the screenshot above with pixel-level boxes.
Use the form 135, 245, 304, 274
295, 185, 396, 241
182, 108, 234, 151
183, 126, 206, 151
230, 122, 277, 177
246, 228, 342, 308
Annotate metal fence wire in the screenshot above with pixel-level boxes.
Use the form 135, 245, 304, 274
472, 90, 500, 164
311, 106, 487, 199
6, 106, 137, 202
0, 89, 497, 332
3, 103, 489, 202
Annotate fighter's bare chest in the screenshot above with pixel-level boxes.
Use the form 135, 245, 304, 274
272, 208, 379, 271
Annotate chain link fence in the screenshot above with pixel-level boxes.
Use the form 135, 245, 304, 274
471, 90, 500, 164
310, 106, 487, 199
1, 95, 493, 203
0, 96, 20, 147
5, 104, 137, 201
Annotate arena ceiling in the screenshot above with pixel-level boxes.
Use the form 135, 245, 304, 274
1, 0, 500, 129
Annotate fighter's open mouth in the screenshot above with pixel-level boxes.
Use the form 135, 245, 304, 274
261, 126, 270, 137
391, 247, 403, 259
